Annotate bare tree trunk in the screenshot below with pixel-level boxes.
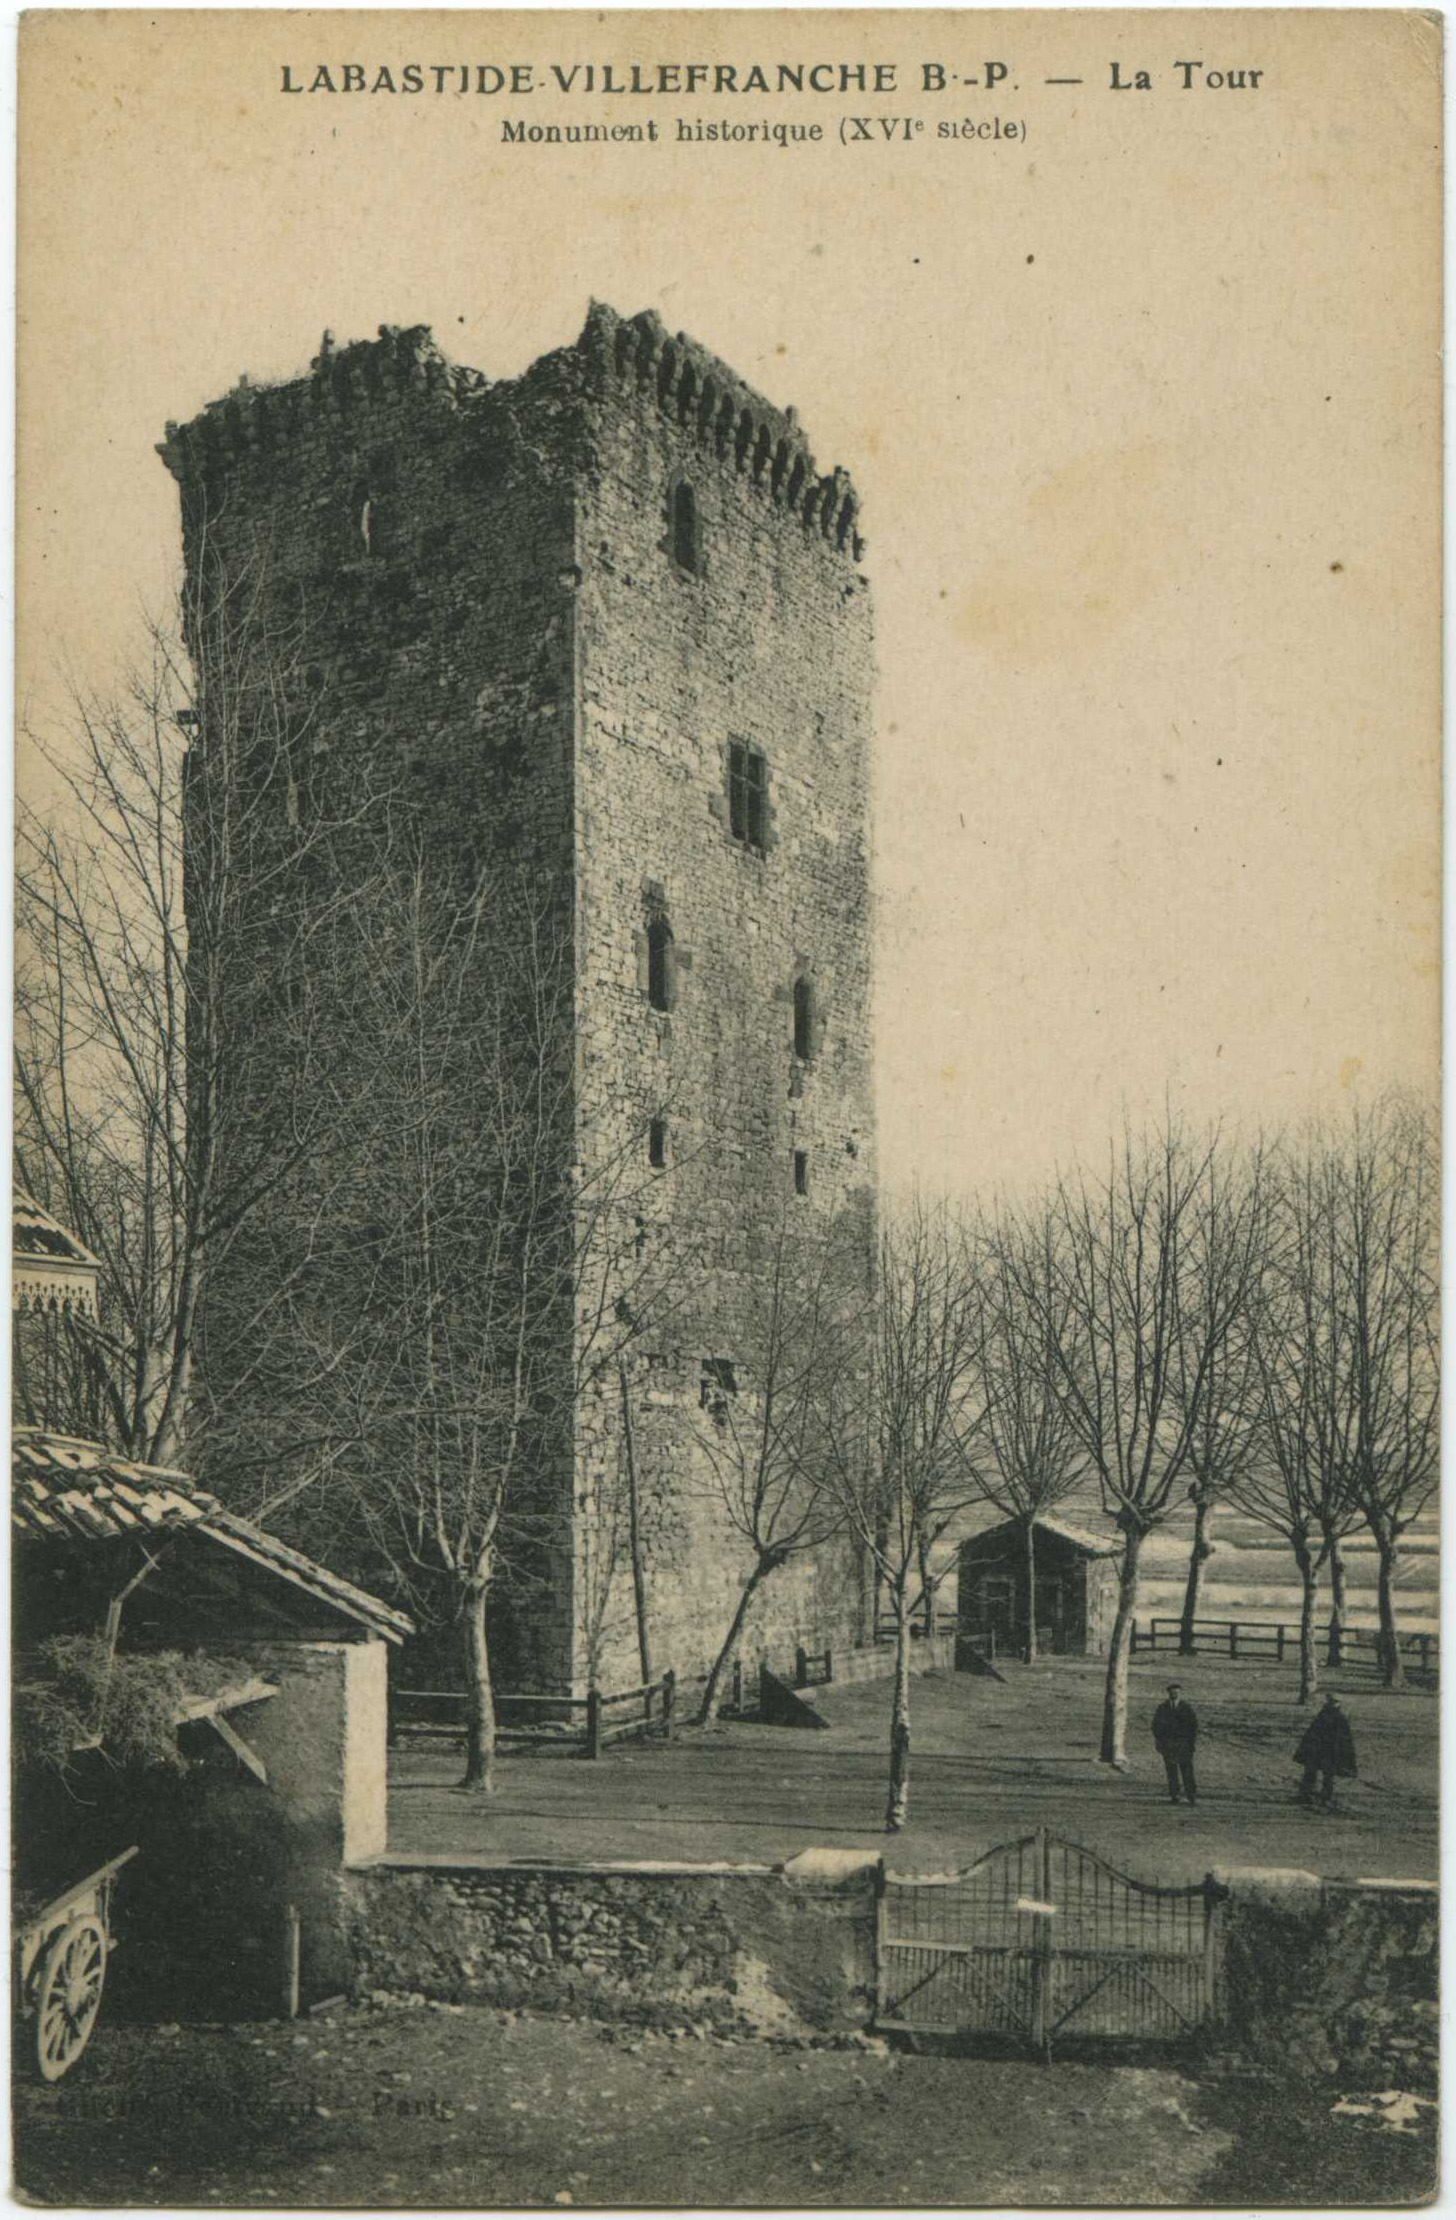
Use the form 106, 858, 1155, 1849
1178, 1492, 1213, 1656
1099, 1528, 1144, 1767
886, 1592, 913, 1832
696, 1557, 775, 1726
1024, 1516, 1038, 1663
460, 1581, 497, 1792
918, 1532, 935, 1640
1375, 1540, 1405, 1689
619, 1364, 653, 1690
1325, 1539, 1346, 1667
857, 1533, 877, 1648
1294, 1544, 1319, 1706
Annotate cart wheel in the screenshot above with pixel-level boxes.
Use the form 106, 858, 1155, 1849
34, 1915, 107, 2082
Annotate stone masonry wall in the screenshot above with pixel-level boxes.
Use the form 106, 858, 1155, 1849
1215, 1869, 1438, 2090
569, 305, 878, 1692
344, 1851, 879, 2037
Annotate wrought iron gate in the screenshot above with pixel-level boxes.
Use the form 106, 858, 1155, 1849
876, 1829, 1224, 2056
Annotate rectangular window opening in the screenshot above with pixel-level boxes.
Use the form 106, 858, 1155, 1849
794, 1149, 809, 1197
728, 742, 767, 853
648, 1118, 668, 1170
700, 1358, 738, 1425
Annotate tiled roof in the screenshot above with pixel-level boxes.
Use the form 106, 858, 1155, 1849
964, 1511, 1121, 1560
12, 1431, 212, 1542
1037, 1515, 1122, 1558
12, 1429, 413, 1642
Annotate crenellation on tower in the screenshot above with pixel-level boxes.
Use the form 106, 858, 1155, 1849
581, 301, 865, 560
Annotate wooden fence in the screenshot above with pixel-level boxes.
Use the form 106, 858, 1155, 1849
874, 1612, 960, 1646
1133, 1617, 1438, 1678
389, 1670, 677, 1758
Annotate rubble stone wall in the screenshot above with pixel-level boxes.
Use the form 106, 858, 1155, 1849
1216, 1869, 1438, 2090
570, 306, 878, 1691
343, 1851, 879, 2037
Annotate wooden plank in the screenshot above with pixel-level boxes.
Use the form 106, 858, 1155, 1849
207, 1709, 269, 1784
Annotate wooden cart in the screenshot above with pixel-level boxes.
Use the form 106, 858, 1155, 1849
14, 1845, 138, 2081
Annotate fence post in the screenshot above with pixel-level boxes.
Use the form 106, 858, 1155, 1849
387, 1684, 399, 1750
1131, 1624, 1140, 1656
662, 1669, 676, 1740
1419, 1635, 1432, 1677
826, 1648, 834, 1684
731, 1659, 742, 1714
795, 1646, 808, 1689
1031, 1827, 1052, 2063
586, 1687, 601, 1760
1228, 1621, 1238, 1660
281, 1903, 301, 2021
873, 1859, 889, 2026
1202, 1872, 1221, 2018
1276, 1625, 1285, 1663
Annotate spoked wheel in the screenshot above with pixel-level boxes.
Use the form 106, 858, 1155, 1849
34, 1915, 107, 2082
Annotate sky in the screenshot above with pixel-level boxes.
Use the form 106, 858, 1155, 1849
17, 9, 1442, 1199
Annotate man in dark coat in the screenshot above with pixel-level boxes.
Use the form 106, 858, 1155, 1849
1295, 1693, 1357, 1809
1152, 1681, 1199, 1805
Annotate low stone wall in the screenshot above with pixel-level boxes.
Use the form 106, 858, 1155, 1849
343, 1849, 879, 2037
1216, 1867, 1438, 2090
817, 1634, 956, 1689
341, 1848, 1436, 2073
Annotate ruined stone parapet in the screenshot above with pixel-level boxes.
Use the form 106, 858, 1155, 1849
158, 305, 865, 561
156, 323, 487, 483
581, 301, 864, 560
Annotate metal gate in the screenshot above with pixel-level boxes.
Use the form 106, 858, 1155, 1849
876, 1829, 1224, 2056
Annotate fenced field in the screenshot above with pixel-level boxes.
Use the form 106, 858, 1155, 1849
1133, 1618, 1439, 1679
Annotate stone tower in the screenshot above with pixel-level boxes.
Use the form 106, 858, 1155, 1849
160, 305, 877, 1693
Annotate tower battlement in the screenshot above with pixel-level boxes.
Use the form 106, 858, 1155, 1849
579, 303, 864, 560
159, 304, 864, 562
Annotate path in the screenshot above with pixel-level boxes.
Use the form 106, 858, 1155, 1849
13, 2003, 1436, 2208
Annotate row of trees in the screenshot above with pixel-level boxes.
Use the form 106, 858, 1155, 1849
686, 1100, 1437, 1825
15, 583, 1439, 1825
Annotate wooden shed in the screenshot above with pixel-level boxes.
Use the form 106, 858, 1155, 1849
957, 1516, 1121, 1660
14, 1427, 412, 2010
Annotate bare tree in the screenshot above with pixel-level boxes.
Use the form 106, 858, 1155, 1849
817, 1197, 983, 1831
966, 1200, 1093, 1661
15, 539, 392, 1470
1339, 1098, 1440, 1688
687, 1206, 861, 1726
1040, 1120, 1266, 1767
1170, 1143, 1272, 1655
262, 846, 683, 1790
1224, 1142, 1363, 1701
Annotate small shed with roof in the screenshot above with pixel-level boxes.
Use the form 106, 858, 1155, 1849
14, 1427, 412, 2011
957, 1515, 1122, 1660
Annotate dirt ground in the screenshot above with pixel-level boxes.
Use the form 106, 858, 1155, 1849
13, 1998, 1438, 2209
390, 1655, 1438, 1882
